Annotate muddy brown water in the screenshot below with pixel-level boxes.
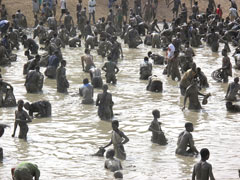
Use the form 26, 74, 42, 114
0, 30, 240, 180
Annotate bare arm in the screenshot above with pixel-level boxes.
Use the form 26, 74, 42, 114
209, 165, 215, 180
12, 111, 18, 137
103, 139, 113, 148
119, 131, 129, 145
192, 166, 196, 180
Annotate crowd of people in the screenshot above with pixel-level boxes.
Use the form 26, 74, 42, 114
0, 0, 240, 179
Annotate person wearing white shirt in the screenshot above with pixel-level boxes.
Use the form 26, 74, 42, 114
88, 0, 96, 24
59, 0, 67, 22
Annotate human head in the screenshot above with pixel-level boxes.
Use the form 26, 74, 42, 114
185, 122, 193, 132
234, 77, 239, 83
106, 149, 115, 159
148, 51, 152, 57
35, 66, 40, 72
192, 62, 197, 72
17, 100, 24, 110
102, 84, 108, 92
61, 60, 66, 67
144, 57, 149, 62
222, 49, 227, 56
112, 120, 119, 131
152, 109, 160, 118
83, 78, 89, 85
24, 102, 31, 110
200, 148, 210, 160
226, 101, 233, 110
85, 48, 90, 54
35, 54, 40, 61
114, 171, 123, 179
24, 50, 30, 56
185, 41, 189, 48
107, 55, 112, 61
217, 4, 221, 8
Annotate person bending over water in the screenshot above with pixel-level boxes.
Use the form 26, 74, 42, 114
176, 122, 199, 156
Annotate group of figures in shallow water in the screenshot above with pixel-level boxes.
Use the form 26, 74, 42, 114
1, 0, 240, 179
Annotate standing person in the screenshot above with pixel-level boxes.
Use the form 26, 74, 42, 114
229, 7, 238, 21
225, 77, 240, 101
221, 49, 232, 83
102, 56, 119, 84
168, 50, 181, 81
11, 162, 40, 180
25, 66, 44, 93
103, 120, 129, 160
176, 122, 199, 156
96, 84, 114, 121
81, 48, 95, 72
229, 0, 237, 10
79, 78, 94, 104
64, 11, 74, 32
216, 4, 223, 19
192, 148, 215, 180
168, 0, 182, 18
12, 100, 32, 140
52, 0, 58, 17
88, 0, 96, 24
32, 0, 40, 16
121, 0, 129, 22
56, 60, 69, 93
59, 0, 67, 23
148, 109, 168, 145
0, 4, 7, 20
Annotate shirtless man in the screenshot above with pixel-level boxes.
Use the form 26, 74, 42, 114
168, 50, 181, 81
148, 109, 167, 145
64, 11, 74, 33
192, 148, 215, 180
176, 122, 199, 156
81, 49, 95, 72
182, 80, 210, 110
89, 67, 103, 88
56, 60, 69, 93
225, 77, 240, 101
79, 78, 94, 104
12, 100, 32, 140
96, 84, 114, 120
24, 100, 51, 118
25, 66, 44, 93
221, 49, 232, 83
180, 63, 197, 96
102, 56, 119, 84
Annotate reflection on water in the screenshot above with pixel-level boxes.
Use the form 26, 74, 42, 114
0, 31, 240, 180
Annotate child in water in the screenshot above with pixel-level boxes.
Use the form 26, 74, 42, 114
192, 148, 215, 180
148, 109, 168, 145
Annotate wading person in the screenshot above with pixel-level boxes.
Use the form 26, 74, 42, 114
103, 120, 129, 160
